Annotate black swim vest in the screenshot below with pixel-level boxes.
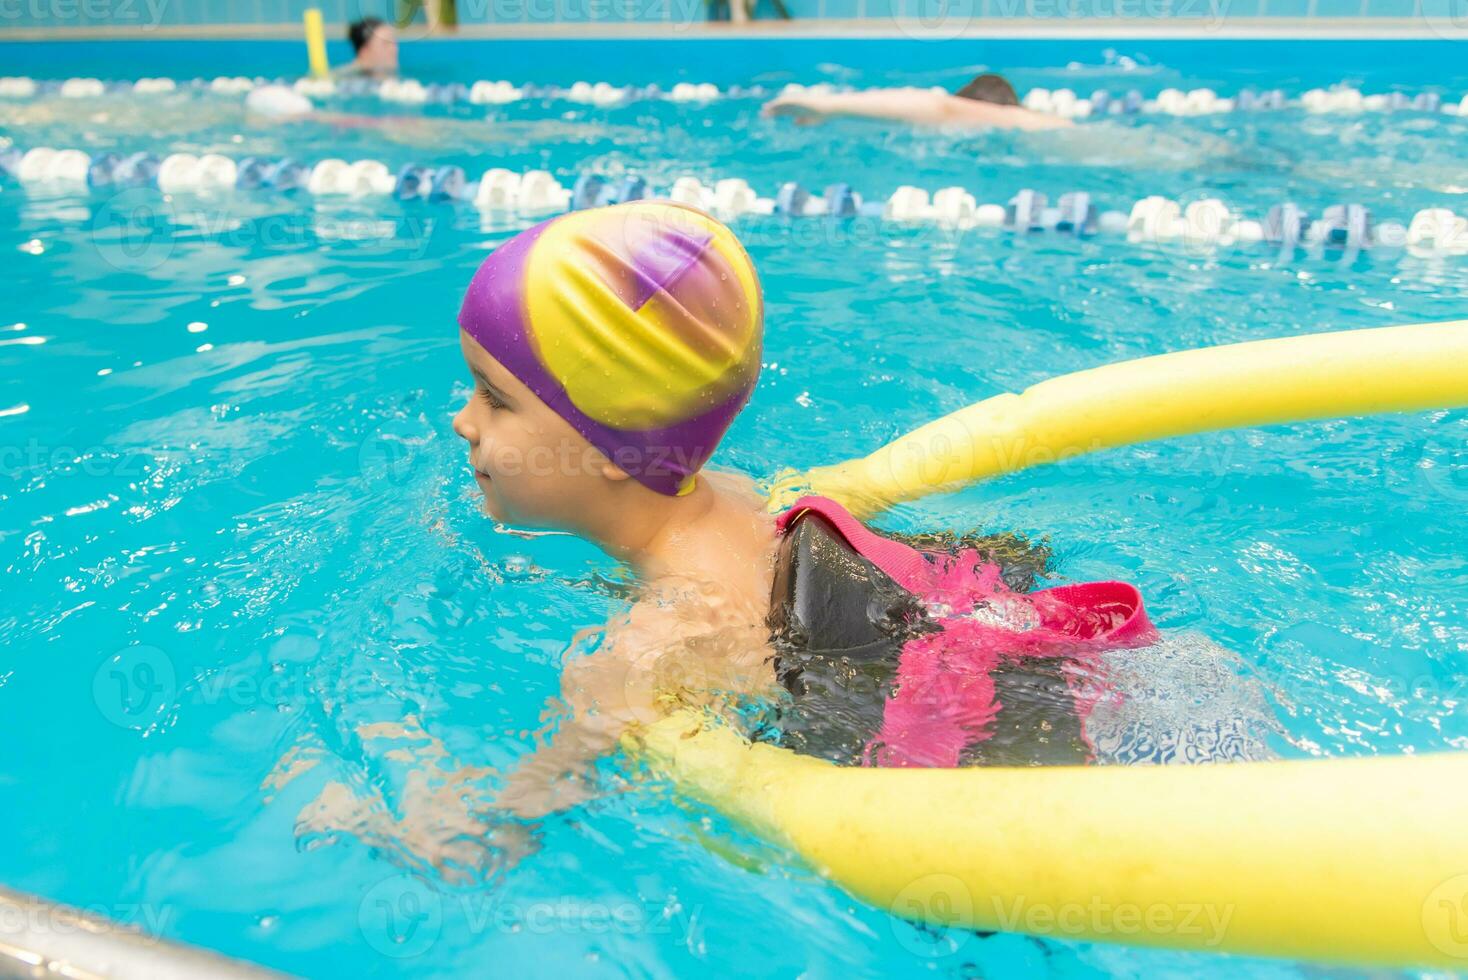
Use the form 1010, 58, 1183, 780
767, 506, 1113, 768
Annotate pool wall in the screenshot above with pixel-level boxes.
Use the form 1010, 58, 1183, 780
0, 0, 1463, 36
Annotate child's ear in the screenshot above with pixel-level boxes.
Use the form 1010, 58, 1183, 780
598, 457, 633, 484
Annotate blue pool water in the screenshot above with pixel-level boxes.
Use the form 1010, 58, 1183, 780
2, 37, 1467, 978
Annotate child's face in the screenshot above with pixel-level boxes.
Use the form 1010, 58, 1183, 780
453, 331, 625, 529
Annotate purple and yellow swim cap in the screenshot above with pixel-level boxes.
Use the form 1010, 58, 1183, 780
458, 201, 763, 496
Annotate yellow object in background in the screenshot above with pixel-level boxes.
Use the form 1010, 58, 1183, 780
767, 320, 1468, 518
632, 710, 1468, 967
303, 9, 329, 80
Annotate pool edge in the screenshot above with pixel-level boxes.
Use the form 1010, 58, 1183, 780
0, 18, 1460, 40
0, 885, 290, 980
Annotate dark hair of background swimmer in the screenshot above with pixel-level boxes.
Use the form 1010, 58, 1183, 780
348, 17, 385, 53
954, 73, 1021, 106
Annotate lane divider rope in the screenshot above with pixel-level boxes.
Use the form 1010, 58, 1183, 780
3, 146, 1466, 254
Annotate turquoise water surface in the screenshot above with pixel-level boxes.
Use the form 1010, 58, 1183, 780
2, 38, 1467, 979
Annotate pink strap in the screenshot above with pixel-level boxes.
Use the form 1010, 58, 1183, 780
777, 495, 1156, 646
776, 495, 935, 593
1031, 581, 1157, 646
776, 495, 1159, 770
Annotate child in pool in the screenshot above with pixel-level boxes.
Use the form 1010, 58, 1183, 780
454, 202, 778, 817
453, 202, 1276, 818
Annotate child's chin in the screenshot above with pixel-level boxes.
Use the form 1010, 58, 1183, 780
478, 493, 502, 520
470, 481, 500, 518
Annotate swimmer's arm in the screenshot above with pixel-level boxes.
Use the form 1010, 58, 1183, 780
763, 88, 1072, 130
761, 87, 953, 126
494, 615, 666, 820
493, 716, 618, 819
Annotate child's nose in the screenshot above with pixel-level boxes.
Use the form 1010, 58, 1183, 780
452, 405, 476, 443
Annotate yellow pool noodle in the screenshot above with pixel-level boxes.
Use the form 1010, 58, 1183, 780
646, 318, 1468, 966
767, 319, 1468, 518
304, 9, 329, 80
631, 711, 1468, 968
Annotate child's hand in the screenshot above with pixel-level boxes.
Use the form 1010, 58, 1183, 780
496, 767, 597, 820
761, 95, 827, 126
480, 812, 542, 875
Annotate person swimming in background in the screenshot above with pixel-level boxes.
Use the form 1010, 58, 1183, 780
242, 81, 623, 149
335, 17, 400, 80
242, 83, 439, 140
0, 78, 648, 158
762, 72, 1071, 131
452, 201, 1277, 820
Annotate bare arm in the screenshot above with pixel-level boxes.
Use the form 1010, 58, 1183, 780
494, 587, 775, 819
762, 87, 1073, 131
762, 87, 955, 126
494, 613, 668, 819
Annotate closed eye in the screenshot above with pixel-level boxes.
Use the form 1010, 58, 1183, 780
477, 384, 507, 410
472, 371, 512, 410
